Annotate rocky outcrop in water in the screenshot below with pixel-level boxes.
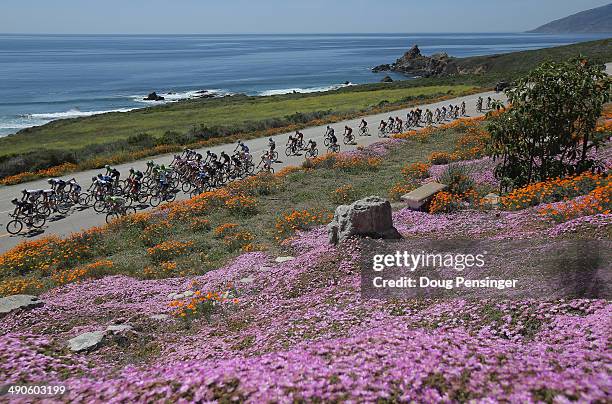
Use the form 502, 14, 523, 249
144, 92, 165, 101
373, 45, 460, 77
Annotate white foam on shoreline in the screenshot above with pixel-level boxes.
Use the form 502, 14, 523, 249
258, 82, 354, 96
27, 108, 137, 120
131, 89, 226, 103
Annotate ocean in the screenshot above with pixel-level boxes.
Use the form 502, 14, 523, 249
0, 33, 609, 136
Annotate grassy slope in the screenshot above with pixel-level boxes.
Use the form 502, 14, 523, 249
457, 38, 612, 80
0, 85, 471, 157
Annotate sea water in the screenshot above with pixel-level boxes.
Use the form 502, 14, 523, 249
0, 32, 609, 136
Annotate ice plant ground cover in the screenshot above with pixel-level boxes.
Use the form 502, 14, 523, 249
0, 114, 610, 402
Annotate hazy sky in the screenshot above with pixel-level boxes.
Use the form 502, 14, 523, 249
1, 0, 610, 34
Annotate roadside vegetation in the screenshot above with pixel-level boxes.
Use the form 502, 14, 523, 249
1, 101, 609, 297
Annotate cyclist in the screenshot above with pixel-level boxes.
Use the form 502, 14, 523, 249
48, 178, 67, 194
461, 101, 466, 116
67, 178, 81, 195
329, 132, 339, 151
359, 119, 369, 135
105, 165, 121, 187
239, 141, 250, 159
268, 137, 276, 153
486, 96, 492, 109
258, 150, 273, 172
395, 117, 403, 132
476, 97, 483, 112
325, 125, 334, 137
156, 166, 171, 194
387, 116, 395, 129
379, 120, 388, 136
206, 150, 217, 163
307, 139, 317, 153
104, 195, 126, 211
234, 140, 244, 154
295, 131, 304, 149
220, 151, 231, 167
231, 153, 243, 172
344, 126, 354, 143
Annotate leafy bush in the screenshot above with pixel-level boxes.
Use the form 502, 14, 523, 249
439, 164, 476, 195
489, 57, 611, 190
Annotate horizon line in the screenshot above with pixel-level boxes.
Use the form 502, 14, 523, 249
0, 31, 542, 36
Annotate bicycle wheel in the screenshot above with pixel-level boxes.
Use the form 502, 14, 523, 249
77, 193, 88, 207
31, 214, 46, 229
343, 136, 350, 145
182, 182, 192, 193
149, 194, 162, 207
137, 192, 149, 204
93, 200, 107, 213
272, 151, 279, 161
36, 204, 51, 217
285, 146, 293, 157
6, 220, 23, 235
124, 206, 137, 216
56, 200, 71, 215
105, 212, 119, 224
324, 138, 330, 147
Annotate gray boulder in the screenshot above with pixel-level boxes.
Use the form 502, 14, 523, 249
0, 295, 43, 317
68, 331, 106, 352
328, 196, 402, 245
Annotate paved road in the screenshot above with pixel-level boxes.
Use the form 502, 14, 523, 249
5, 55, 611, 255
0, 89, 505, 252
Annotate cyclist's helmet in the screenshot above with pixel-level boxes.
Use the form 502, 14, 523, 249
130, 168, 134, 173
105, 165, 110, 169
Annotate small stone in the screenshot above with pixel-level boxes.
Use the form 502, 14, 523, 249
183, 291, 194, 298
150, 314, 170, 321
68, 331, 106, 352
239, 277, 254, 284
275, 256, 294, 263
0, 295, 43, 317
167, 292, 177, 299
173, 293, 185, 299
105, 324, 132, 334
483, 193, 501, 208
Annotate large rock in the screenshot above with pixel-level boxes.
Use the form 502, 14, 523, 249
144, 92, 165, 101
0, 295, 43, 317
372, 44, 459, 77
68, 331, 106, 352
328, 196, 402, 245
